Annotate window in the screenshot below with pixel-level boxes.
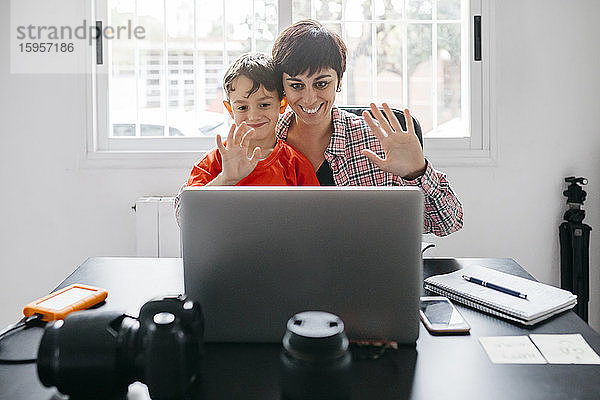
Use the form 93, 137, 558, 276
90, 0, 490, 163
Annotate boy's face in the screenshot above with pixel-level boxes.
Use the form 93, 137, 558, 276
224, 75, 285, 143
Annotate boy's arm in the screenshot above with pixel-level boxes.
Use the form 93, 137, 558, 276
187, 150, 223, 186
214, 123, 262, 185
174, 184, 186, 227
204, 172, 239, 186
174, 150, 223, 227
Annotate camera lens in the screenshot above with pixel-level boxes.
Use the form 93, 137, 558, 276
283, 311, 348, 361
37, 311, 132, 398
280, 311, 352, 400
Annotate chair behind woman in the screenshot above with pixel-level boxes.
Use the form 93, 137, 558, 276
338, 106, 423, 148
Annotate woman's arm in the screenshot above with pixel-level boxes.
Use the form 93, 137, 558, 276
359, 103, 463, 236
399, 161, 464, 236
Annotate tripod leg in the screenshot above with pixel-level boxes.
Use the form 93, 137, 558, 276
570, 222, 592, 322
559, 223, 573, 292
580, 224, 591, 322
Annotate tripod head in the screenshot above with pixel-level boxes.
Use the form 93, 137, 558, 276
563, 176, 588, 223
563, 176, 588, 205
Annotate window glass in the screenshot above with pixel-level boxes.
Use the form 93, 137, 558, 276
344, 22, 372, 105
315, 0, 343, 20
376, 23, 404, 111
407, 23, 432, 133
437, 22, 463, 137
290, 0, 467, 138
107, 0, 282, 140
406, 0, 432, 20
374, 0, 402, 20
438, 0, 461, 20
103, 0, 471, 149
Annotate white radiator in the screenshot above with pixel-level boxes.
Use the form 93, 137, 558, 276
134, 196, 181, 257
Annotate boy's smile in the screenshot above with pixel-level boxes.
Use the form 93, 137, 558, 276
246, 121, 267, 129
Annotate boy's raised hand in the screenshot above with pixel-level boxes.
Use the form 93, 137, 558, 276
216, 122, 261, 185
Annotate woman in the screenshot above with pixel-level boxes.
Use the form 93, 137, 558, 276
272, 19, 463, 237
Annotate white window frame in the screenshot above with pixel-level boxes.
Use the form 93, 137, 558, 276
84, 0, 494, 168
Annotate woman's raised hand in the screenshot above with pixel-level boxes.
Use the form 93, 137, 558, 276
361, 103, 427, 180
215, 122, 261, 185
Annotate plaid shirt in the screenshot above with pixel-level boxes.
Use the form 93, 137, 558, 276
276, 106, 463, 236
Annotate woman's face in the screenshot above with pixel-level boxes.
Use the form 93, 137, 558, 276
282, 67, 338, 127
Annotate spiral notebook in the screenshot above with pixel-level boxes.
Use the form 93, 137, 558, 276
424, 266, 577, 325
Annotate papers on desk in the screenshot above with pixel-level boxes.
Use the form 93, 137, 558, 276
479, 336, 547, 364
424, 265, 577, 325
479, 334, 600, 364
529, 334, 600, 364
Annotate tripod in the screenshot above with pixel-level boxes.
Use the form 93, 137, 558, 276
559, 177, 592, 322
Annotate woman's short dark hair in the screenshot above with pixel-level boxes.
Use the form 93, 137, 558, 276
222, 52, 283, 100
272, 19, 347, 82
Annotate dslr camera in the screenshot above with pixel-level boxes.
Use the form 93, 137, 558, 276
37, 295, 204, 399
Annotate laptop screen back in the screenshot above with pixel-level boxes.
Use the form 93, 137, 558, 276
181, 187, 423, 343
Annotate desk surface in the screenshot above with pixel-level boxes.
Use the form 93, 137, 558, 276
1, 257, 599, 400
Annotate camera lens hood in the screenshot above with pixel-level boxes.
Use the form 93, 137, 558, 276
282, 311, 348, 362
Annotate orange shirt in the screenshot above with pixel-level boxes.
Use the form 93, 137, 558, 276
186, 139, 319, 187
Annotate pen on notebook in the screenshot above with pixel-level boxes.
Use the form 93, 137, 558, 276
462, 275, 528, 299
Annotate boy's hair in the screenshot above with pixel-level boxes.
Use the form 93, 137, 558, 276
222, 52, 283, 100
272, 19, 347, 83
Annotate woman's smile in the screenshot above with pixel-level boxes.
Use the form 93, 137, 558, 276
299, 103, 324, 114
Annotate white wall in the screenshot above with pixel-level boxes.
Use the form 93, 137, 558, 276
1, 0, 599, 332
423, 0, 600, 330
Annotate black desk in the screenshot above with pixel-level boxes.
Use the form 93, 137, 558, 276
1, 257, 599, 399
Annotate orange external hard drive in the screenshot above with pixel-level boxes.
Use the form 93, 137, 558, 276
23, 284, 108, 321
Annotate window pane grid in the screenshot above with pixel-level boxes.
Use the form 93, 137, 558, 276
162, 0, 168, 138
432, 0, 438, 132
296, 0, 466, 138
108, 0, 279, 141
311, 18, 462, 23
104, 0, 469, 148
371, 19, 377, 101
134, 0, 140, 137
193, 0, 198, 138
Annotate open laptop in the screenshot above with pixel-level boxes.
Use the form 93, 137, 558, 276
180, 187, 423, 343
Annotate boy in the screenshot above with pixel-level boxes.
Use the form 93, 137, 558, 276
175, 53, 318, 222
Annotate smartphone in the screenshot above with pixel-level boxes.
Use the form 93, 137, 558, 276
419, 296, 470, 334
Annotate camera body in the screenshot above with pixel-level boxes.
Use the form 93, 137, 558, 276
37, 295, 204, 400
